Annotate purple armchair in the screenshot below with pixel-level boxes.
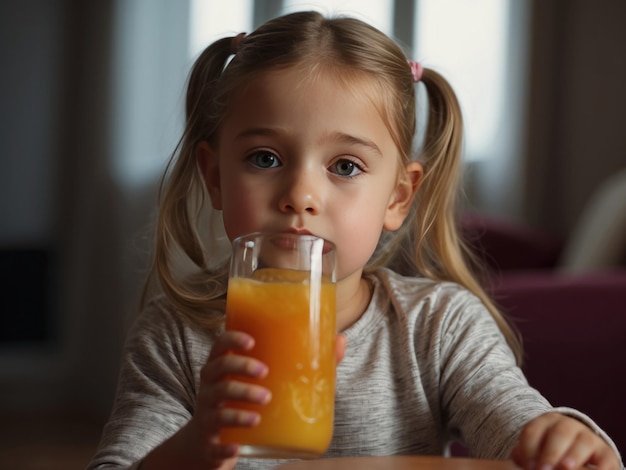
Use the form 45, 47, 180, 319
462, 214, 626, 455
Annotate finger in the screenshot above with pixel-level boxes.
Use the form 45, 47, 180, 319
511, 440, 538, 470
533, 418, 583, 470
202, 406, 262, 429
588, 445, 621, 470
335, 334, 347, 365
182, 417, 239, 467
511, 416, 545, 469
196, 391, 270, 441
512, 413, 559, 469
200, 440, 239, 468
209, 331, 255, 358
557, 433, 596, 470
202, 379, 272, 408
559, 433, 619, 470
201, 354, 268, 383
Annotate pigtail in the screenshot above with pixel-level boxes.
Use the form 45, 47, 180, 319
415, 69, 523, 364
141, 37, 236, 325
414, 68, 464, 280
159, 37, 232, 265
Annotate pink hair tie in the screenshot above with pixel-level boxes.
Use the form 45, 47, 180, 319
408, 60, 423, 83
231, 32, 246, 54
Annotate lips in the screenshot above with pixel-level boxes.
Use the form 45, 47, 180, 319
269, 230, 334, 255
270, 233, 301, 250
285, 227, 314, 236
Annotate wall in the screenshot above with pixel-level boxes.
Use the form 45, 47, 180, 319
525, 0, 626, 235
0, 0, 189, 422
0, 0, 125, 419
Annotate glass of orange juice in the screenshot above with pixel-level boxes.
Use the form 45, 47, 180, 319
220, 232, 337, 459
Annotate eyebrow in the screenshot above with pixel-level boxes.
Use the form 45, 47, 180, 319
234, 128, 383, 157
234, 127, 280, 140
328, 132, 383, 157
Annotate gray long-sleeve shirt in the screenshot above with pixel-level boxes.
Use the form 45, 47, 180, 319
88, 268, 621, 469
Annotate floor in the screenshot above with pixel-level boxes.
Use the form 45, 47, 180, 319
0, 411, 103, 470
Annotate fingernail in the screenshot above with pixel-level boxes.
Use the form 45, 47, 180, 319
246, 412, 260, 425
539, 465, 553, 470
241, 336, 254, 349
251, 363, 268, 377
256, 389, 272, 404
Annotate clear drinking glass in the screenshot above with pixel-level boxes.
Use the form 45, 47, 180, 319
219, 232, 337, 459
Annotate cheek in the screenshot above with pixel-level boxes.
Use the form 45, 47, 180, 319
220, 186, 264, 240
333, 207, 387, 278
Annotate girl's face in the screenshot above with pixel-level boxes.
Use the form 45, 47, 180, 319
199, 66, 421, 282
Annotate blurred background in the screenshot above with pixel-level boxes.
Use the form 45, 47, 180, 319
1, 0, 625, 468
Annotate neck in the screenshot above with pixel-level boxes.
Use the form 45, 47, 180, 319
335, 271, 372, 332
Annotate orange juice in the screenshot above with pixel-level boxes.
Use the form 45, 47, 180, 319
220, 268, 336, 458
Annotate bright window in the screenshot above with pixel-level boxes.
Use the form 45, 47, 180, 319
186, 0, 521, 164
189, 0, 253, 60
282, 0, 392, 35
414, 0, 510, 161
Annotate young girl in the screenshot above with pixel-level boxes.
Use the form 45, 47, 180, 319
88, 11, 622, 470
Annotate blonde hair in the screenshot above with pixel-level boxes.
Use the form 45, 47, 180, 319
143, 11, 522, 363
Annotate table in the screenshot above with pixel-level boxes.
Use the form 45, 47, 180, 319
274, 456, 520, 470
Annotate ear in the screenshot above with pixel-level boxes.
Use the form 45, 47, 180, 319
196, 141, 222, 210
383, 161, 423, 231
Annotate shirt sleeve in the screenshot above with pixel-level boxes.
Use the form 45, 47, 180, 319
433, 291, 546, 458
86, 300, 205, 469
436, 291, 622, 465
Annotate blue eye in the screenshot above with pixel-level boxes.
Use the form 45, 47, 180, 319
249, 151, 280, 169
331, 159, 363, 177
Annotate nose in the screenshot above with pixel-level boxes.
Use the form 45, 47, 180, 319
278, 168, 321, 215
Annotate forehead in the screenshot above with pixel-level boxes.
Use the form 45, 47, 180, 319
222, 64, 397, 144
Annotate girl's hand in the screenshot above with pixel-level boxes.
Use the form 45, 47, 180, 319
140, 331, 270, 470
511, 412, 621, 470
335, 333, 347, 365
185, 331, 346, 469
142, 332, 346, 470
189, 331, 271, 469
